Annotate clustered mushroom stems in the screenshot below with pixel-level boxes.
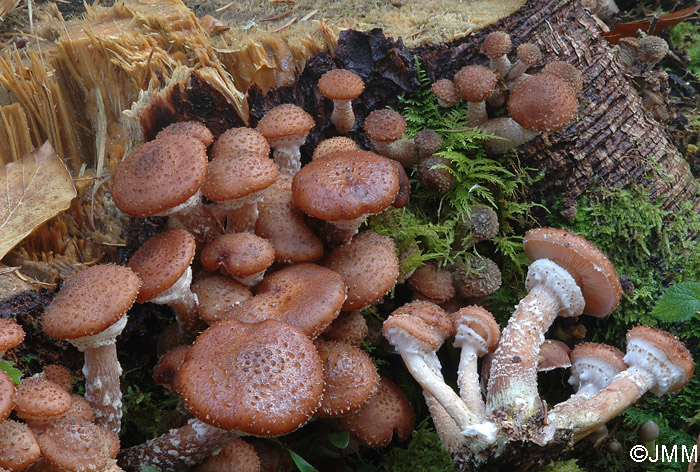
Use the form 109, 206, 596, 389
152, 267, 201, 337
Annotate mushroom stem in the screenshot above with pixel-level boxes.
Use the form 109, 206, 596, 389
478, 117, 539, 154
331, 99, 356, 134
370, 138, 419, 168
272, 140, 304, 175
457, 345, 485, 418
225, 202, 260, 233
465, 101, 489, 128
83, 344, 122, 435
170, 289, 206, 340
117, 418, 235, 471
166, 198, 223, 247
486, 259, 584, 424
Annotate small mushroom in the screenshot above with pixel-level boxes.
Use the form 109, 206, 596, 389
192, 438, 261, 472
256, 104, 315, 175
37, 419, 120, 472
454, 65, 498, 127
505, 43, 542, 81
408, 262, 456, 304
14, 375, 72, 433
414, 129, 443, 159
0, 318, 24, 359
363, 109, 418, 167
0, 419, 41, 471
431, 79, 460, 108
311, 136, 359, 160
318, 69, 365, 134
200, 233, 275, 287
480, 31, 512, 78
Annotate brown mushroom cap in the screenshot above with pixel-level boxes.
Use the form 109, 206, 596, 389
538, 339, 572, 371
625, 325, 694, 394
408, 262, 456, 304
454, 256, 502, 298
0, 318, 24, 351
508, 73, 579, 133
14, 376, 72, 422
418, 155, 454, 193
200, 233, 275, 277
191, 274, 253, 325
212, 127, 271, 159
516, 43, 542, 65
127, 229, 196, 303
37, 419, 119, 472
256, 104, 315, 142
112, 134, 207, 217
174, 319, 324, 435
315, 340, 379, 417
481, 31, 511, 58
541, 61, 584, 96
0, 419, 41, 471
43, 264, 140, 340
338, 376, 415, 448
452, 305, 500, 354
523, 227, 622, 317
454, 65, 498, 102
42, 364, 74, 393
637, 35, 669, 65
311, 136, 359, 161
318, 69, 365, 101
292, 150, 399, 222
391, 300, 452, 341
383, 313, 445, 353
322, 231, 399, 311
153, 344, 190, 391
431, 79, 460, 107
202, 149, 279, 203
322, 310, 368, 347
363, 109, 407, 143
0, 370, 14, 423
155, 121, 214, 146
414, 129, 443, 158
192, 438, 261, 472
221, 263, 347, 339
255, 174, 324, 264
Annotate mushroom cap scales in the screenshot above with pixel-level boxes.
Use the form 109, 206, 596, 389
174, 319, 324, 436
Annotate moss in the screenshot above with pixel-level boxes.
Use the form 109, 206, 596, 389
670, 22, 700, 80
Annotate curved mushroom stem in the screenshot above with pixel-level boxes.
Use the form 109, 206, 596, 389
331, 99, 356, 134
151, 267, 206, 341
370, 138, 419, 168
117, 418, 235, 471
486, 259, 584, 427
478, 117, 539, 154
456, 344, 486, 418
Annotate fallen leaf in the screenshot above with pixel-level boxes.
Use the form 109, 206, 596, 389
0, 141, 77, 260
602, 5, 700, 44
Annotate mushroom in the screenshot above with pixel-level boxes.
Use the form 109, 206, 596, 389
537, 339, 572, 372
212, 126, 270, 157
192, 438, 261, 472
637, 35, 669, 68
322, 231, 399, 311
0, 419, 41, 471
318, 69, 365, 134
127, 228, 205, 341
543, 326, 693, 443
541, 61, 584, 96
486, 228, 622, 430
408, 262, 456, 304
414, 129, 443, 159
256, 104, 315, 175
42, 264, 141, 435
0, 318, 24, 358
14, 375, 72, 433
480, 31, 512, 78
311, 136, 359, 160
118, 319, 324, 471
479, 73, 579, 154
453, 65, 498, 127
41, 364, 74, 393
37, 419, 120, 472
562, 342, 627, 401
0, 369, 14, 423
338, 376, 415, 448
363, 109, 418, 167
155, 120, 214, 146
432, 79, 460, 108
292, 150, 400, 245
465, 204, 499, 241
418, 155, 454, 193
505, 43, 542, 81
321, 310, 368, 347
200, 232, 275, 287
202, 148, 279, 234
453, 255, 502, 298
191, 274, 253, 325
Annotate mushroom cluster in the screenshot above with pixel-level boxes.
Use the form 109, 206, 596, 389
383, 227, 694, 468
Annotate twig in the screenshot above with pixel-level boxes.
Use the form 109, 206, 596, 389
0, 266, 20, 275
260, 8, 293, 22
408, 25, 430, 40
301, 9, 318, 22
215, 1, 234, 12
270, 17, 296, 33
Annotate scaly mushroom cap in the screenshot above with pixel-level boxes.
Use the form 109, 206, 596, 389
127, 229, 196, 303
43, 264, 140, 340
418, 155, 454, 192
174, 319, 324, 435
192, 438, 261, 472
221, 263, 346, 339
508, 73, 579, 133
153, 344, 190, 391
541, 61, 584, 96
311, 136, 359, 161
256, 104, 315, 142
318, 69, 365, 100
323, 231, 399, 311
468, 204, 499, 240
516, 43, 542, 65
155, 121, 214, 146
637, 35, 669, 65
414, 129, 443, 158
212, 127, 271, 159
202, 149, 279, 202
37, 419, 119, 472
112, 134, 207, 217
200, 233, 275, 277
322, 310, 368, 347
191, 275, 253, 325
339, 376, 415, 448
523, 227, 622, 317
431, 79, 460, 107
454, 65, 498, 102
0, 370, 14, 422
42, 364, 74, 393
14, 376, 72, 423
625, 325, 694, 395
292, 150, 399, 222
256, 174, 324, 264
0, 420, 41, 471
363, 109, 407, 142
454, 255, 502, 298
408, 262, 456, 304
568, 342, 627, 391
315, 340, 379, 417
390, 300, 452, 340
480, 31, 511, 58
383, 314, 445, 353
452, 305, 500, 355
0, 318, 24, 351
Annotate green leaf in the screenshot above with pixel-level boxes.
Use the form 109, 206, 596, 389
650, 281, 700, 322
288, 449, 319, 472
140, 466, 161, 472
327, 430, 350, 449
0, 360, 22, 385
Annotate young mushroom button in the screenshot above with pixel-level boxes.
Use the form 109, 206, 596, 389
363, 109, 418, 167
256, 104, 315, 175
292, 150, 399, 245
481, 31, 512, 78
453, 65, 498, 127
318, 69, 365, 134
42, 264, 141, 435
200, 232, 276, 287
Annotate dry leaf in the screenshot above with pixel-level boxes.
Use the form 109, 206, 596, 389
0, 141, 77, 260
602, 5, 700, 44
